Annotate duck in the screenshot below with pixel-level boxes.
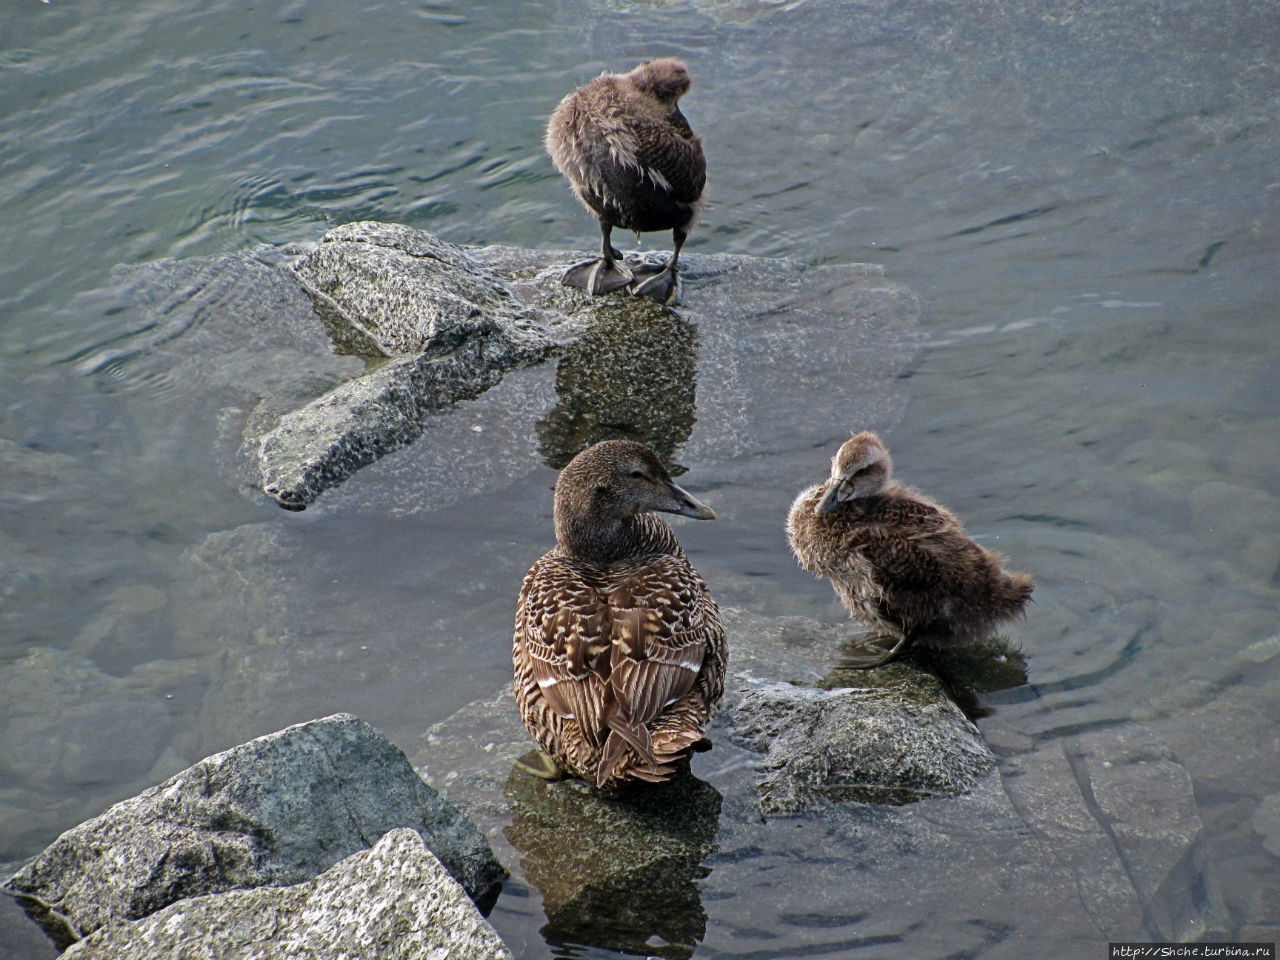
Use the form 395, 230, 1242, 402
545, 58, 707, 304
513, 439, 725, 790
787, 431, 1033, 667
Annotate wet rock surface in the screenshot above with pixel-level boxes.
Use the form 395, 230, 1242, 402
727, 671, 996, 813
411, 604, 1217, 952
503, 770, 721, 960
4, 714, 505, 950
94, 221, 920, 512
59, 829, 513, 960
260, 223, 555, 509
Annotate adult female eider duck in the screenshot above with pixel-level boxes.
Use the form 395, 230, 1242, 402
513, 439, 725, 790
545, 58, 707, 304
787, 431, 1033, 668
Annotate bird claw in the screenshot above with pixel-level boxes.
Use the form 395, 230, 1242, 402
561, 257, 633, 295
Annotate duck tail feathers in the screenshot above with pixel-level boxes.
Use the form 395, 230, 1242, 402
596, 716, 658, 787
999, 570, 1034, 614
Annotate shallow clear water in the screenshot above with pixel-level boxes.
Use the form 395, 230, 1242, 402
2, 1, 1279, 957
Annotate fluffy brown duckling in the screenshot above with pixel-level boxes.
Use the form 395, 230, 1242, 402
513, 439, 725, 790
545, 58, 707, 304
787, 431, 1033, 667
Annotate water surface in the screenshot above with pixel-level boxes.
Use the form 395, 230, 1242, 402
2, 1, 1278, 957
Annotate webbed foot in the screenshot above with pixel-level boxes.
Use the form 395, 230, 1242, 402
513, 750, 566, 780
561, 257, 633, 295
629, 262, 681, 304
836, 633, 911, 669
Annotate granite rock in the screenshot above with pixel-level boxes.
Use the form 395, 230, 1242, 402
726, 668, 997, 814
4, 714, 505, 950
259, 222, 919, 509
60, 829, 513, 960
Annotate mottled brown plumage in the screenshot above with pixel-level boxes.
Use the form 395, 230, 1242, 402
787, 431, 1033, 667
545, 58, 707, 303
514, 440, 725, 790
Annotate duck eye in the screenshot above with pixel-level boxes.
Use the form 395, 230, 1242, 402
629, 469, 645, 479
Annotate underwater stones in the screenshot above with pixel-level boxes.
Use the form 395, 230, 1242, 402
1250, 794, 1280, 857
0, 648, 171, 797
1187, 479, 1280, 581
0, 648, 175, 865
1001, 728, 1204, 939
534, 300, 697, 470
4, 714, 505, 950
59, 829, 513, 960
259, 224, 918, 508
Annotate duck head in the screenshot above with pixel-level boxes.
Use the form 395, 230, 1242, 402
815, 431, 892, 515
554, 439, 714, 558
627, 58, 692, 104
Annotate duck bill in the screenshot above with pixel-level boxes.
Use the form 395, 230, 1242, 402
815, 482, 842, 516
664, 479, 716, 520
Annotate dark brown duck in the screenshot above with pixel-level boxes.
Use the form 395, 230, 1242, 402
787, 431, 1033, 667
545, 58, 707, 304
513, 439, 725, 790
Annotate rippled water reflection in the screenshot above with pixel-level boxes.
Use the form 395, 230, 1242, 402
2, 0, 1278, 957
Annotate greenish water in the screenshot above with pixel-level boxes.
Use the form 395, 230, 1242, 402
2, 1, 1279, 957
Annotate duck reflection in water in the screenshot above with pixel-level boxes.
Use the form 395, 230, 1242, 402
504, 764, 721, 960
536, 301, 697, 472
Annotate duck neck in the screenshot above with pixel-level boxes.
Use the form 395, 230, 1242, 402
555, 507, 665, 566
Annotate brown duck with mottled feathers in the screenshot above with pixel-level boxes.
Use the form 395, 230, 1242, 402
514, 439, 725, 790
787, 431, 1033, 667
545, 58, 707, 303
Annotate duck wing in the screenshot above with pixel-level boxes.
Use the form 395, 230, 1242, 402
628, 111, 706, 204
852, 528, 945, 589
594, 555, 717, 783
516, 554, 613, 749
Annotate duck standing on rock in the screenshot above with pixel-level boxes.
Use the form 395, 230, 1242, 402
513, 439, 725, 790
545, 58, 707, 304
787, 431, 1033, 668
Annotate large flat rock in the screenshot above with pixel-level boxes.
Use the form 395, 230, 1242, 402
88, 222, 921, 511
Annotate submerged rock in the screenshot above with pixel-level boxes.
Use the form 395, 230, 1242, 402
92, 221, 918, 511
0, 648, 177, 866
85, 222, 919, 512
60, 829, 513, 960
4, 714, 506, 950
504, 768, 721, 960
1001, 728, 1205, 940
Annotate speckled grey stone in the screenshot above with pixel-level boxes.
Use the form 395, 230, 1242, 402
260, 223, 554, 509
727, 670, 997, 814
88, 223, 919, 512
255, 221, 919, 509
4, 714, 505, 950
59, 829, 513, 960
